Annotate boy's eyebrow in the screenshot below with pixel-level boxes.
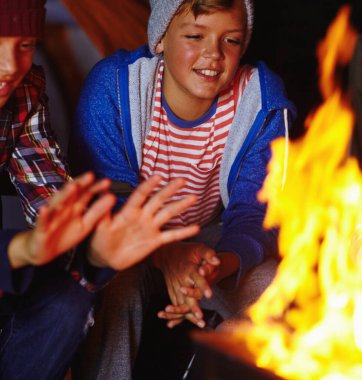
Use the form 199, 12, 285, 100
179, 22, 243, 33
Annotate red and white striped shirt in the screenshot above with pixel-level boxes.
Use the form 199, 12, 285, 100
141, 61, 254, 227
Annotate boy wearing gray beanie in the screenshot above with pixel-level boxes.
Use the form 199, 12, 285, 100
73, 0, 296, 378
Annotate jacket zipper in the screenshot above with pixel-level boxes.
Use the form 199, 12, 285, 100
116, 68, 133, 171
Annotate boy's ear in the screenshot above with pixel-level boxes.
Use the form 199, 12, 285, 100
155, 40, 164, 54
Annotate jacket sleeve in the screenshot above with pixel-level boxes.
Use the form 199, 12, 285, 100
0, 230, 35, 295
70, 54, 139, 194
0, 230, 115, 295
7, 67, 70, 226
216, 109, 288, 284
68, 55, 141, 289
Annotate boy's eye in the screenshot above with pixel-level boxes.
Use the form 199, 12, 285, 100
224, 37, 241, 45
185, 34, 202, 40
19, 41, 36, 51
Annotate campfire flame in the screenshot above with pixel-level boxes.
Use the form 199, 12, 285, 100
234, 6, 361, 380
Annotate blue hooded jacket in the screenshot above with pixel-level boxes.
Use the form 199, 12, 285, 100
72, 45, 296, 284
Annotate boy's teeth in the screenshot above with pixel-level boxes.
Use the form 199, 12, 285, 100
199, 70, 218, 76
0, 82, 6, 89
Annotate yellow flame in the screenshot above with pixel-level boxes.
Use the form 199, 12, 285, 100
233, 6, 361, 380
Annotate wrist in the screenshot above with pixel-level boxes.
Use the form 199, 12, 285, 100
8, 231, 33, 269
152, 241, 178, 271
213, 251, 239, 283
85, 232, 110, 268
86, 245, 108, 268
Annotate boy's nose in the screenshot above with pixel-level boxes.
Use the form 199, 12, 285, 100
202, 39, 223, 60
0, 47, 18, 77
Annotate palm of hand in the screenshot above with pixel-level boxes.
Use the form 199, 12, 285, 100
91, 207, 165, 270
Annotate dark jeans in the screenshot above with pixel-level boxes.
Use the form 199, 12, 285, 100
0, 272, 96, 380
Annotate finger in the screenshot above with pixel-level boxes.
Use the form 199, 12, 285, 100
46, 174, 108, 218
174, 284, 186, 307
198, 262, 218, 277
44, 180, 112, 231
180, 286, 203, 300
191, 274, 213, 299
164, 304, 190, 314
121, 175, 162, 210
160, 225, 200, 245
185, 297, 204, 322
167, 319, 184, 329
71, 171, 95, 187
35, 204, 51, 231
200, 250, 220, 266
47, 172, 96, 212
51, 172, 95, 209
84, 177, 112, 195
45, 181, 79, 215
157, 311, 187, 320
185, 313, 206, 328
72, 178, 112, 214
42, 185, 81, 228
164, 277, 182, 307
154, 195, 198, 227
82, 193, 117, 231
143, 178, 186, 214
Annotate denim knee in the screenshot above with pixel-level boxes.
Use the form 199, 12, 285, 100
0, 273, 96, 380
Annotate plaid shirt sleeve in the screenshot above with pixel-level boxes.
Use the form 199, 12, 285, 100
6, 65, 70, 226
2, 65, 115, 293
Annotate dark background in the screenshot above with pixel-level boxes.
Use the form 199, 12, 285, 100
245, 0, 362, 138
1, 0, 362, 220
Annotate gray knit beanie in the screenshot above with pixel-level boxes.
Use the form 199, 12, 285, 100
148, 0, 254, 56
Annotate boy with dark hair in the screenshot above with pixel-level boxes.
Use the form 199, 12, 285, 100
72, 0, 296, 378
0, 0, 69, 224
0, 1, 199, 378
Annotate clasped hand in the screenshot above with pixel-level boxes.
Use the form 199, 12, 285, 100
155, 241, 220, 328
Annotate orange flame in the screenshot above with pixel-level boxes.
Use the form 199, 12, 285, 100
317, 6, 358, 100
233, 6, 361, 380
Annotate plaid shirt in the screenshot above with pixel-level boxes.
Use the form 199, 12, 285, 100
0, 65, 115, 295
0, 64, 69, 226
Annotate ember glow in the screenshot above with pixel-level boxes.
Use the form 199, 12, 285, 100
233, 6, 361, 380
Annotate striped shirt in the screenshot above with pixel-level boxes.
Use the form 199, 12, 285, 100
141, 61, 254, 227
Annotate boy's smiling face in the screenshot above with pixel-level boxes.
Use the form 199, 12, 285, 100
156, 2, 246, 120
0, 37, 36, 108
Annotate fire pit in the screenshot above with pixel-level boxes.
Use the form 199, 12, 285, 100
190, 6, 361, 380
188, 330, 283, 380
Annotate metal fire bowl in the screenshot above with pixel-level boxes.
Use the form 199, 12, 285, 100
188, 330, 284, 380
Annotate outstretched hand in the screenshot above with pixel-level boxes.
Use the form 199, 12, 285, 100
9, 172, 115, 269
87, 176, 200, 271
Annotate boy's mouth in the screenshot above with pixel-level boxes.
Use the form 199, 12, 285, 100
0, 81, 10, 90
194, 69, 221, 78
0, 81, 13, 96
